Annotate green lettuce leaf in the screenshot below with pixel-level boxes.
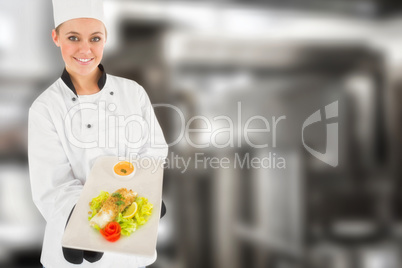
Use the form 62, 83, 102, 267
117, 197, 153, 236
116, 213, 137, 236
134, 197, 153, 226
88, 191, 110, 220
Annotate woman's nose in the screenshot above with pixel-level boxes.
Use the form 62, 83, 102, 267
79, 41, 91, 53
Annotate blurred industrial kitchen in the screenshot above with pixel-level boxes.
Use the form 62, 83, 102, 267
2, 0, 402, 267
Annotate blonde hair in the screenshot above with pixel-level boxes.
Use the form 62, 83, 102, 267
55, 24, 62, 35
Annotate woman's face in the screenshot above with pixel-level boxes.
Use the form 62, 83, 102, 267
52, 18, 106, 77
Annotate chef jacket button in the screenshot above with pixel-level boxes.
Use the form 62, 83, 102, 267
72, 97, 76, 101
110, 91, 114, 95
87, 124, 92, 128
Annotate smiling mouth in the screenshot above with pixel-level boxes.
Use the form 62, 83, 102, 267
74, 57, 94, 63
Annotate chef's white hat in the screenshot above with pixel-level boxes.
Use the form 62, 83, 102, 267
52, 0, 106, 28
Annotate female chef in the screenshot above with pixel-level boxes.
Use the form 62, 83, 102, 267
27, 0, 168, 267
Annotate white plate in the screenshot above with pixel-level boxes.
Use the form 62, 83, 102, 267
61, 156, 164, 257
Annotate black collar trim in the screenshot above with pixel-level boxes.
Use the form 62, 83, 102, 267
61, 64, 107, 96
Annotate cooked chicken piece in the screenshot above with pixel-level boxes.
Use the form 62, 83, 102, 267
89, 188, 137, 228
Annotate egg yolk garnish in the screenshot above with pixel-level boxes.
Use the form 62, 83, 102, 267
114, 161, 134, 176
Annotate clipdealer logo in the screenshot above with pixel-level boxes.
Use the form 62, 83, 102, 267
63, 99, 339, 171
302, 101, 338, 167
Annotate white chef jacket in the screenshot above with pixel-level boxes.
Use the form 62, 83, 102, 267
28, 65, 168, 268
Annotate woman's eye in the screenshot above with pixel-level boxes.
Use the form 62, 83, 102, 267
91, 37, 101, 42
68, 36, 78, 41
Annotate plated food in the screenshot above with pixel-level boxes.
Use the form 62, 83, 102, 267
62, 156, 163, 256
88, 188, 153, 242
